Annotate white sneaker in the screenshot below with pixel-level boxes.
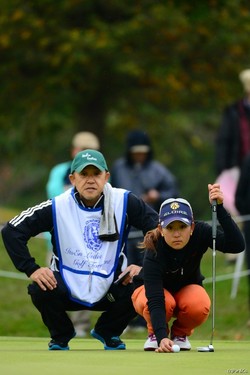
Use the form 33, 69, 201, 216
143, 334, 158, 351
172, 336, 191, 351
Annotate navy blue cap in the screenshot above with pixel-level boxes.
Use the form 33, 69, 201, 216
159, 198, 193, 227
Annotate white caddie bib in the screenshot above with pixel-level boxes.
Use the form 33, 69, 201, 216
52, 187, 129, 306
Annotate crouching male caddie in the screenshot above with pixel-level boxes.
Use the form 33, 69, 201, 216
1, 149, 158, 350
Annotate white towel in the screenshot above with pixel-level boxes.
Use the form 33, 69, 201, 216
99, 183, 119, 241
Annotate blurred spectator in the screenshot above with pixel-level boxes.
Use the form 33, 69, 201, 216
111, 129, 179, 331
215, 69, 250, 263
46, 132, 100, 198
215, 69, 250, 176
235, 152, 250, 326
45, 131, 100, 337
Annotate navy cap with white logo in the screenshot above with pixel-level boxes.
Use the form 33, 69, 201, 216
159, 198, 193, 227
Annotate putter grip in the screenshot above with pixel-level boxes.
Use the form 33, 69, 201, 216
211, 199, 217, 239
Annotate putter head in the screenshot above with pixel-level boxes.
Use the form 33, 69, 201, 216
197, 344, 214, 352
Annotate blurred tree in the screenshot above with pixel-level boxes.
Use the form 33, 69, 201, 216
0, 0, 250, 215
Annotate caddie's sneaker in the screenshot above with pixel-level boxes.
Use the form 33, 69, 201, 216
143, 334, 158, 351
90, 329, 126, 350
48, 331, 76, 351
172, 335, 191, 351
48, 339, 70, 351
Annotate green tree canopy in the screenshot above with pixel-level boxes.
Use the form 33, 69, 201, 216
1, 0, 250, 216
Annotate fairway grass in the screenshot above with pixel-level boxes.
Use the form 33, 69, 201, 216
0, 337, 249, 375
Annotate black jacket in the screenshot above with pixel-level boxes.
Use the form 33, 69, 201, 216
235, 153, 250, 215
215, 100, 250, 175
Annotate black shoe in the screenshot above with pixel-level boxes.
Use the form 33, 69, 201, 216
48, 331, 76, 351
90, 329, 126, 350
48, 339, 70, 351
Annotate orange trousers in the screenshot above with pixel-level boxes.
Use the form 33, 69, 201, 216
132, 284, 211, 337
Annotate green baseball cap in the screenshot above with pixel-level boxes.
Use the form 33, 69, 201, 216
71, 149, 109, 173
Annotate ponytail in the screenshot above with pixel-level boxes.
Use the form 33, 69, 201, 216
138, 227, 161, 253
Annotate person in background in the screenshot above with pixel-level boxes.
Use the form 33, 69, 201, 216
132, 184, 245, 352
45, 131, 100, 337
1, 149, 158, 351
235, 152, 250, 327
111, 129, 179, 331
46, 131, 100, 199
215, 69, 250, 263
215, 69, 250, 176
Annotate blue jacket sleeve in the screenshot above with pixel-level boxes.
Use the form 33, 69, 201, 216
46, 161, 71, 198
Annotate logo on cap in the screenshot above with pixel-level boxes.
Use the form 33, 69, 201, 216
170, 202, 180, 210
159, 198, 193, 228
70, 149, 108, 173
81, 152, 98, 162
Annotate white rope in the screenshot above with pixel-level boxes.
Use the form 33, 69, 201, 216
0, 270, 28, 280
1, 213, 250, 238
0, 267, 249, 284
1, 214, 250, 293
203, 268, 250, 284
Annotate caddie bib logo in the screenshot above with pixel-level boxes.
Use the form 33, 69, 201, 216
83, 219, 102, 252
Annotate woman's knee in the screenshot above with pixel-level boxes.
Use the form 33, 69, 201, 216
175, 285, 211, 317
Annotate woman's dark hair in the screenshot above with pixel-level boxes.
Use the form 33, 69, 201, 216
138, 227, 161, 253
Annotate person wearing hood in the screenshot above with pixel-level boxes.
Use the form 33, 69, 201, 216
111, 130, 179, 331
111, 130, 179, 215
111, 129, 179, 264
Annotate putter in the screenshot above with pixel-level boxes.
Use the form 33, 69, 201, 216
197, 199, 217, 353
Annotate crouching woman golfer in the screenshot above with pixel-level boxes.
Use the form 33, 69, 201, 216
132, 183, 245, 353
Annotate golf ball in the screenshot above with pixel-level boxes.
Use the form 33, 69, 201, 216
172, 344, 180, 353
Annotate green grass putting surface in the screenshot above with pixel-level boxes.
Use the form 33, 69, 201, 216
0, 337, 249, 375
